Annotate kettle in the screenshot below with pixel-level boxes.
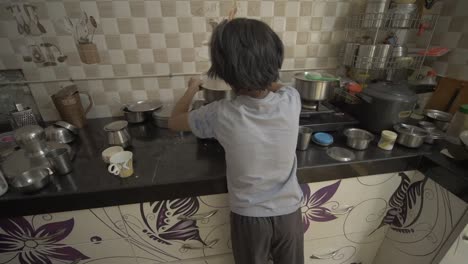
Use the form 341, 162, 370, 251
51, 84, 93, 128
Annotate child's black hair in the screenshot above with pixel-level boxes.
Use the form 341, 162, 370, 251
207, 18, 284, 92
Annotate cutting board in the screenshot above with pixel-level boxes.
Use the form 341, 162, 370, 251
426, 77, 468, 113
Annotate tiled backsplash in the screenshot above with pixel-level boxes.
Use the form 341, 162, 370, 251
428, 0, 468, 81
0, 0, 366, 121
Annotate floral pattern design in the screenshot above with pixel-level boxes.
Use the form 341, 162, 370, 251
140, 197, 203, 245
0, 217, 88, 264
370, 172, 427, 235
300, 180, 341, 232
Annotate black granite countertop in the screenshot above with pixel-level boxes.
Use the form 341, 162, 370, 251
1, 117, 466, 217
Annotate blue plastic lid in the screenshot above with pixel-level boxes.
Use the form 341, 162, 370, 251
313, 132, 334, 145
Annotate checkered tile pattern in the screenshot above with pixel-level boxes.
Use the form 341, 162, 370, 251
426, 0, 468, 81
0, 0, 358, 120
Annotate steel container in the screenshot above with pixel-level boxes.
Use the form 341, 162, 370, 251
424, 109, 453, 132
44, 125, 75, 144
14, 125, 48, 157
104, 120, 132, 148
294, 72, 338, 102
123, 106, 147, 123
344, 128, 375, 150
46, 148, 73, 175
10, 167, 53, 193
394, 123, 428, 148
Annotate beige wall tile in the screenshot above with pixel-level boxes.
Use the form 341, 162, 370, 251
158, 77, 171, 89
120, 34, 137, 49
170, 62, 183, 74
325, 2, 338, 16
285, 46, 294, 58
161, 1, 176, 17
117, 18, 133, 34
63, 2, 81, 19
297, 32, 309, 45
311, 17, 322, 30
165, 33, 180, 48
181, 48, 195, 62
195, 61, 210, 72
148, 17, 163, 33
123, 50, 139, 64
130, 2, 146, 17
112, 1, 131, 18
191, 1, 205, 16
162, 17, 179, 33
83, 65, 99, 78
130, 78, 145, 90
294, 58, 306, 68
178, 17, 193, 33
286, 18, 298, 31
133, 18, 150, 34
141, 63, 155, 75
136, 34, 152, 49
320, 32, 332, 44
248, 2, 261, 17
127, 64, 142, 76
274, 2, 286, 17
145, 1, 162, 17
113, 64, 128, 77
307, 45, 319, 57
153, 49, 168, 62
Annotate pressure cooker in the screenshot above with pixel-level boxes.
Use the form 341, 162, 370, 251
353, 82, 417, 132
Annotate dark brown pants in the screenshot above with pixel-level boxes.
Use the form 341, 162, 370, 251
230, 209, 304, 264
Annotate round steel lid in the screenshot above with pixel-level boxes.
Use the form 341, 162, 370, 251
127, 100, 162, 112
14, 125, 45, 142
327, 147, 356, 162
104, 120, 128, 132
363, 82, 417, 103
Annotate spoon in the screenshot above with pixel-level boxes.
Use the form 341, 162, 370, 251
30, 5, 46, 34
89, 16, 97, 43
17, 5, 30, 35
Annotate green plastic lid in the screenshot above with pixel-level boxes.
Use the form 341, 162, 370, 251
459, 104, 468, 114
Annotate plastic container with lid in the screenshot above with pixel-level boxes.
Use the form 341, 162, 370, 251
447, 104, 468, 137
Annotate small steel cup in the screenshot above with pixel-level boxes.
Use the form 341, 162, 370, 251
297, 127, 313, 151
46, 148, 73, 175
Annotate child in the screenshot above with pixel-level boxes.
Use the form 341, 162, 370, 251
169, 18, 304, 264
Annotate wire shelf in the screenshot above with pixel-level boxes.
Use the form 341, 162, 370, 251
342, 54, 424, 70
346, 13, 438, 30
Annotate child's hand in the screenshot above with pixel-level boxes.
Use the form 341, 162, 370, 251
187, 77, 203, 94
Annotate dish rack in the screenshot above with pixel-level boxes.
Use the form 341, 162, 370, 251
341, 10, 439, 82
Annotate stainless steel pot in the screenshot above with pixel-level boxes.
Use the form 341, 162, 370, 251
294, 72, 338, 103
14, 125, 48, 157
10, 167, 53, 193
44, 125, 75, 144
424, 109, 453, 131
202, 87, 235, 104
104, 120, 132, 148
424, 129, 445, 144
123, 106, 146, 123
344, 128, 375, 150
352, 82, 417, 132
152, 105, 173, 128
394, 123, 428, 148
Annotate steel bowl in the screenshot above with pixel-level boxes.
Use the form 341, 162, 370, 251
122, 106, 146, 123
424, 129, 446, 144
14, 125, 48, 157
424, 109, 453, 131
54, 121, 79, 135
10, 167, 53, 193
202, 87, 235, 104
418, 121, 436, 131
394, 123, 428, 148
344, 128, 375, 150
152, 105, 173, 129
45, 125, 75, 144
294, 72, 338, 102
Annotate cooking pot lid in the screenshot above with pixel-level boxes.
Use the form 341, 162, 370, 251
363, 82, 417, 102
104, 120, 128, 131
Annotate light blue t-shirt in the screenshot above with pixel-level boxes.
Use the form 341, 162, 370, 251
189, 86, 303, 217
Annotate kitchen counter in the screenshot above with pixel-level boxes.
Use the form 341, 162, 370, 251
1, 117, 466, 217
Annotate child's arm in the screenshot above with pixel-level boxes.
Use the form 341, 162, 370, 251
169, 78, 202, 131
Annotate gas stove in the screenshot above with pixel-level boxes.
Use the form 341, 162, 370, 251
191, 100, 358, 132
299, 102, 358, 132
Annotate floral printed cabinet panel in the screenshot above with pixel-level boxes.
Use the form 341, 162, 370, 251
439, 224, 468, 264
119, 196, 232, 263
0, 238, 137, 264
301, 171, 412, 241
373, 172, 468, 264
303, 232, 385, 264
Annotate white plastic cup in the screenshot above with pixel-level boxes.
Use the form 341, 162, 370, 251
108, 151, 133, 177
102, 146, 124, 163
378, 130, 398, 150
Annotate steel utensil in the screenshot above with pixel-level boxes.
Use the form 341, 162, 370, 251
14, 125, 48, 157
104, 120, 132, 148
297, 127, 313, 151
123, 106, 147, 123
327, 147, 356, 162
10, 167, 52, 193
55, 121, 79, 135
294, 72, 338, 103
44, 125, 75, 144
394, 123, 428, 148
343, 43, 360, 66
424, 109, 453, 131
127, 100, 163, 112
344, 128, 375, 150
46, 148, 73, 175
424, 129, 445, 144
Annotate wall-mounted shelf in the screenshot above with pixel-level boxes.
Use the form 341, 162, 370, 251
345, 13, 439, 30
